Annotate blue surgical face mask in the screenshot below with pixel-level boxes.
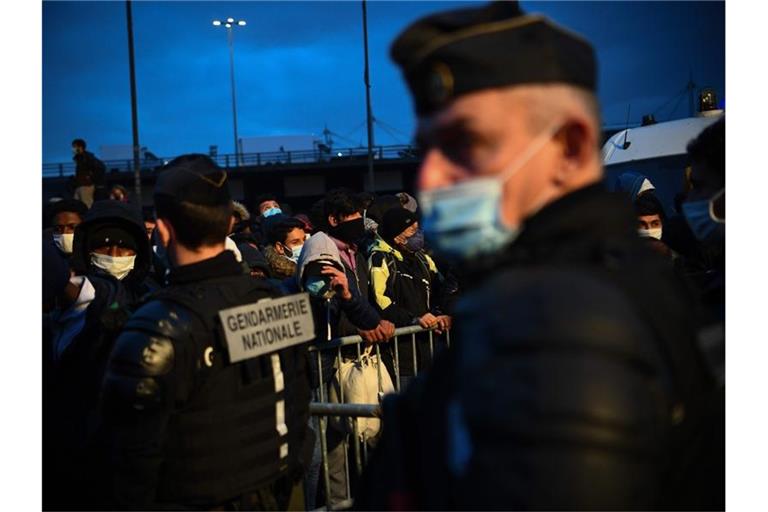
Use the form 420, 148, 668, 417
418, 124, 561, 261
305, 276, 334, 299
263, 207, 282, 218
404, 229, 425, 252
682, 188, 724, 242
283, 243, 303, 263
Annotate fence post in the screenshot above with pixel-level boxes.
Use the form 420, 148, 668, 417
58, 164, 64, 178
225, 155, 229, 169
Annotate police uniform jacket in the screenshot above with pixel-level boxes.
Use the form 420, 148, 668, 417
358, 185, 722, 510
101, 250, 312, 509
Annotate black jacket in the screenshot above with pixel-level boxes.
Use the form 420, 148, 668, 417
44, 200, 157, 509
357, 185, 722, 510
73, 150, 106, 186
368, 237, 450, 377
101, 251, 312, 509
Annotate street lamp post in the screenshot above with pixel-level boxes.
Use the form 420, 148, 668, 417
213, 17, 246, 166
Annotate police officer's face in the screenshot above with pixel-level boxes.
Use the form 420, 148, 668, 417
416, 86, 597, 228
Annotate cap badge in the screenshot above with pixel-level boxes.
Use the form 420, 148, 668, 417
427, 61, 454, 105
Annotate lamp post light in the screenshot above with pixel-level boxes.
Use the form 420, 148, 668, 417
212, 17, 247, 166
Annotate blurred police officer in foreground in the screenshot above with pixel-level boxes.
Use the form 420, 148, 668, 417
100, 155, 312, 510
358, 2, 723, 510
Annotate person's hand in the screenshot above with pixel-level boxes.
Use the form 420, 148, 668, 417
358, 327, 384, 343
377, 320, 395, 339
358, 320, 396, 343
418, 312, 439, 330
435, 315, 452, 334
321, 266, 351, 300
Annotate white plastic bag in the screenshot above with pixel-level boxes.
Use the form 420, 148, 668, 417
328, 346, 394, 441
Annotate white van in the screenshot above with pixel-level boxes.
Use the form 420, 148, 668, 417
601, 110, 723, 212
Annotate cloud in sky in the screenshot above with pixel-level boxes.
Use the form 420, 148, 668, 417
42, 1, 724, 163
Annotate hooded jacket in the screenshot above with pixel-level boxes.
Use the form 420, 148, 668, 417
292, 232, 380, 386
46, 201, 156, 507
614, 171, 655, 201
70, 200, 153, 294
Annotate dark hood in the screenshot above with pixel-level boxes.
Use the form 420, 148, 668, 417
71, 200, 151, 285
614, 171, 654, 202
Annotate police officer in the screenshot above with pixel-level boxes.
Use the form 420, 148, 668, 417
100, 154, 312, 510
358, 2, 722, 510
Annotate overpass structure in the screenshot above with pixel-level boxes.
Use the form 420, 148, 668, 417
42, 129, 626, 211
42, 144, 421, 212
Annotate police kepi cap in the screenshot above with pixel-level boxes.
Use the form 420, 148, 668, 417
390, 1, 597, 115
154, 154, 231, 207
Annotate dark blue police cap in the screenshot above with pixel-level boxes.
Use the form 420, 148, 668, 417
390, 1, 597, 115
154, 154, 231, 207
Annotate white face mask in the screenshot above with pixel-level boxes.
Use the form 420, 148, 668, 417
53, 233, 74, 254
638, 227, 663, 240
90, 253, 136, 280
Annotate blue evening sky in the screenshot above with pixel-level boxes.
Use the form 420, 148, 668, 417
42, 1, 724, 164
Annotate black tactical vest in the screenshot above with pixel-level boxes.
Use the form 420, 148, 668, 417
107, 274, 312, 507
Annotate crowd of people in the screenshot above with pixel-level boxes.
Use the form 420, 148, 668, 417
42, 1, 724, 510
43, 156, 460, 509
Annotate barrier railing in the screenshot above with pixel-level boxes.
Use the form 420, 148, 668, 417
42, 144, 420, 178
306, 325, 450, 510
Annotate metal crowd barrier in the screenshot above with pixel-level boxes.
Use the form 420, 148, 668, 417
306, 325, 451, 510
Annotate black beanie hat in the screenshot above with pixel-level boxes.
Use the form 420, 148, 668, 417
381, 207, 418, 243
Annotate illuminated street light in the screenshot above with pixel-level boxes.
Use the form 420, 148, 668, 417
212, 17, 247, 166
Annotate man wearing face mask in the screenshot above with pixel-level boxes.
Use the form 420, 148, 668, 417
323, 188, 395, 344
48, 198, 88, 258
369, 207, 452, 381
263, 215, 307, 280
290, 231, 385, 508
357, 2, 722, 510
99, 155, 312, 510
633, 192, 680, 262
683, 117, 725, 385
44, 199, 154, 509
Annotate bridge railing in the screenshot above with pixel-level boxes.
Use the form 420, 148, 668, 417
42, 144, 419, 178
